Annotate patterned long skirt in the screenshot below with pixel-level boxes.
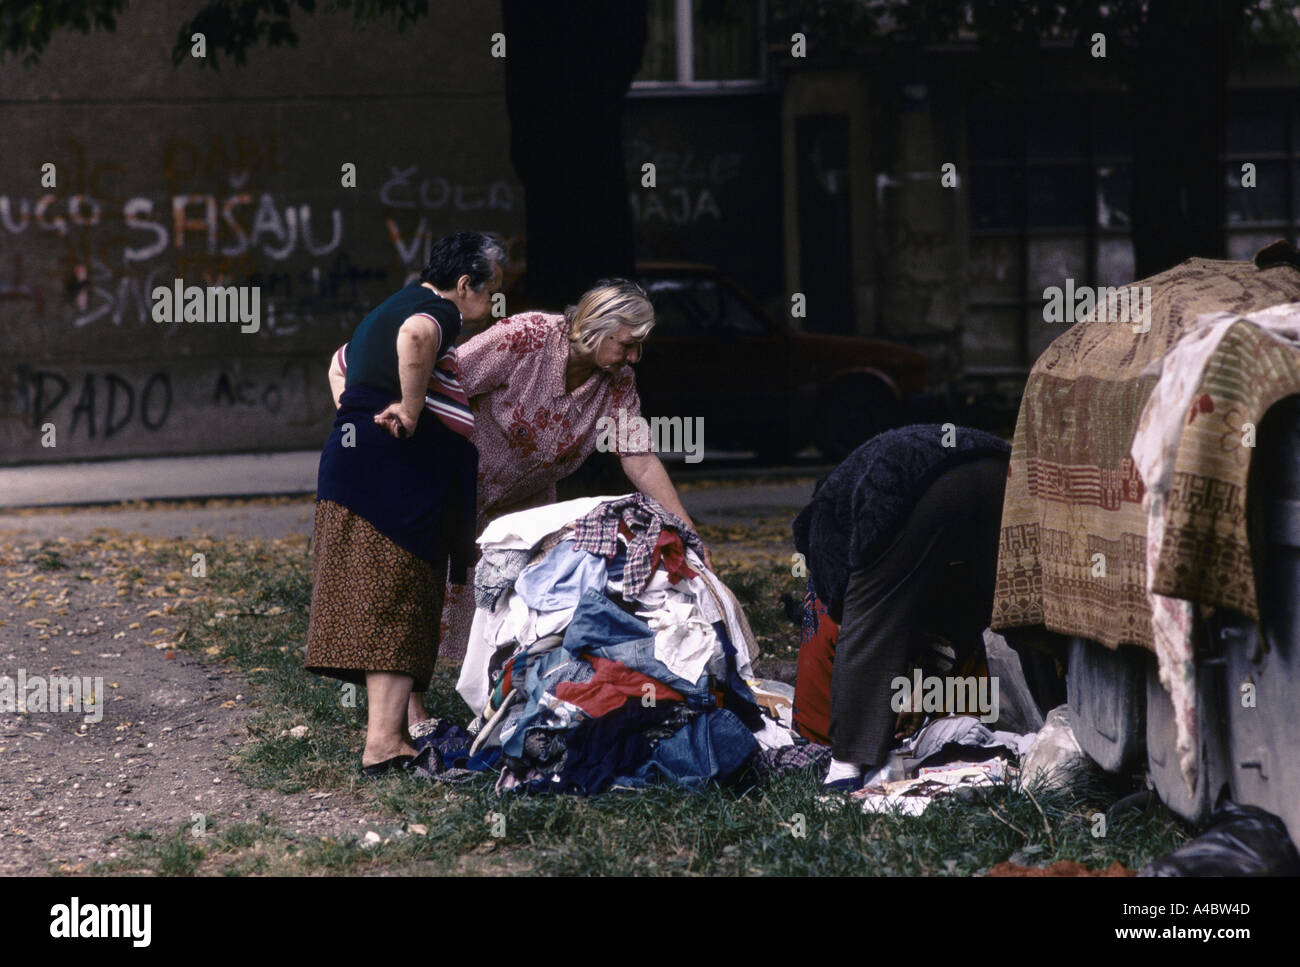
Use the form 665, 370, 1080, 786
305, 499, 447, 692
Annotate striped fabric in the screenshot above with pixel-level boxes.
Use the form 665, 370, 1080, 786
336, 340, 475, 439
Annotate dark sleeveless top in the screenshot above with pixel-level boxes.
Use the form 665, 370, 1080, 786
317, 283, 479, 583
345, 283, 461, 398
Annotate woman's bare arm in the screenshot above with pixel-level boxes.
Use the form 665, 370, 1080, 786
373, 316, 439, 438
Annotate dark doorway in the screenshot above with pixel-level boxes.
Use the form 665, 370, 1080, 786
796, 114, 855, 333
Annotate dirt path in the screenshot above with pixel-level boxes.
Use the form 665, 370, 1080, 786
0, 525, 380, 875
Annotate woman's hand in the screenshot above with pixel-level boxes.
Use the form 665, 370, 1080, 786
374, 402, 419, 439
619, 452, 710, 567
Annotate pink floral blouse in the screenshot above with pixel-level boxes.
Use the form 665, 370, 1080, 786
459, 311, 651, 522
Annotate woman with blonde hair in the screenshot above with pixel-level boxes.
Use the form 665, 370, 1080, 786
330, 277, 708, 730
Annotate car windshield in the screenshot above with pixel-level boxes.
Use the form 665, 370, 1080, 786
640, 277, 768, 336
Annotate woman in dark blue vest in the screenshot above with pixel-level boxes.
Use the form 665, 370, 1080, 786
305, 231, 506, 776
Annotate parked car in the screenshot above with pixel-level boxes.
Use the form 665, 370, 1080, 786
500, 261, 931, 462
632, 262, 930, 461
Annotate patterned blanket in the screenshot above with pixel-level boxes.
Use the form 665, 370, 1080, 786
993, 244, 1300, 649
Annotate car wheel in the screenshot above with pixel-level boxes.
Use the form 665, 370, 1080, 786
813, 372, 903, 461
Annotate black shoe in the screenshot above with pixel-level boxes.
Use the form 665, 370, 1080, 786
359, 753, 415, 778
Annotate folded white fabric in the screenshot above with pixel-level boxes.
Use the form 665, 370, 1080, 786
624, 565, 673, 609
459, 595, 511, 715
638, 590, 718, 685
695, 562, 757, 678
903, 715, 1034, 761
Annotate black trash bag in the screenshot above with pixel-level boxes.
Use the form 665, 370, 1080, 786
1139, 801, 1300, 877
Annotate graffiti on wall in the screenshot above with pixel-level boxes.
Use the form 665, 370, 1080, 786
379, 163, 517, 271
0, 139, 522, 332
625, 140, 744, 226
0, 356, 336, 448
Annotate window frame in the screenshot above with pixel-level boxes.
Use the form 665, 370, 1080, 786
630, 0, 769, 96
1222, 91, 1297, 259
966, 96, 1134, 376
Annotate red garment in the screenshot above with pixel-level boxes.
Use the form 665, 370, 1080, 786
793, 585, 839, 746
651, 528, 698, 584
554, 655, 684, 718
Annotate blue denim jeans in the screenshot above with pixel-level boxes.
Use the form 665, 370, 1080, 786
625, 708, 758, 790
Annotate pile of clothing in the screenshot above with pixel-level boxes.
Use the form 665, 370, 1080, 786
456, 494, 796, 794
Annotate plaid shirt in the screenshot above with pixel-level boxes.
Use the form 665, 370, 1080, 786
571, 494, 706, 598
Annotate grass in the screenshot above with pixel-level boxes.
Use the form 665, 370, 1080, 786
712, 557, 803, 663
94, 532, 1192, 876
100, 768, 1188, 876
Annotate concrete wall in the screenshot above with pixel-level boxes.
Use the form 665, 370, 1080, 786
873, 77, 968, 382
0, 0, 521, 465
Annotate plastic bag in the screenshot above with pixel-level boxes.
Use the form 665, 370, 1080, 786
1139, 801, 1300, 876
1019, 705, 1088, 790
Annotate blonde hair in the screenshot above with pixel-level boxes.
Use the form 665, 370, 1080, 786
565, 279, 655, 360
